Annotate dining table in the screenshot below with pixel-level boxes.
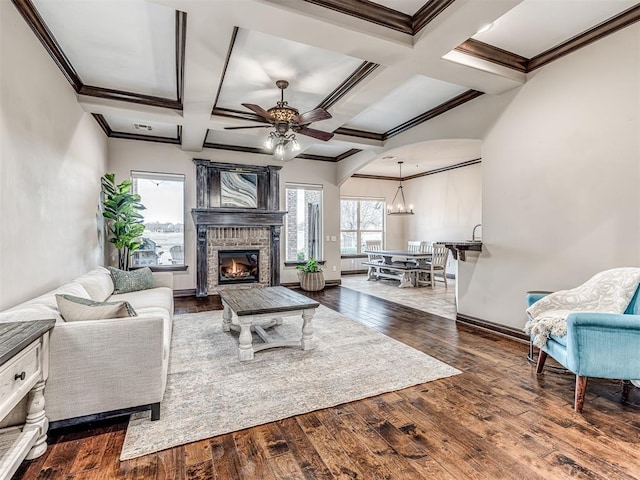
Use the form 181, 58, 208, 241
363, 249, 432, 287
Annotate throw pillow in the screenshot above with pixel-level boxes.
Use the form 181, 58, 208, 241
107, 267, 155, 294
56, 294, 137, 322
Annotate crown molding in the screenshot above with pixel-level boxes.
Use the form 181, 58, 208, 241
527, 3, 640, 71
12, 0, 185, 110
351, 158, 481, 181
454, 39, 528, 73
412, 0, 455, 34
317, 62, 380, 111
92, 114, 181, 145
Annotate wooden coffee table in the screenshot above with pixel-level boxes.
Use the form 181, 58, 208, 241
219, 286, 320, 361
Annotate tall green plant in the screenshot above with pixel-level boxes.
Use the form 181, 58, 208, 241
101, 173, 146, 270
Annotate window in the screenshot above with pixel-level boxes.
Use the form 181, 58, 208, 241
131, 171, 185, 267
340, 197, 385, 255
285, 183, 323, 262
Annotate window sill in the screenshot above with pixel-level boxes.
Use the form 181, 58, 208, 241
341, 254, 367, 259
284, 260, 326, 268
130, 265, 189, 272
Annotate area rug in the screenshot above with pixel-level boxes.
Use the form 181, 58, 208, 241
120, 305, 460, 460
342, 274, 457, 320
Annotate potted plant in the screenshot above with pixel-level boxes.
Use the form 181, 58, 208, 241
296, 258, 325, 291
101, 173, 146, 270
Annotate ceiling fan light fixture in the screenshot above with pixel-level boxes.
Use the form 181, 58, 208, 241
387, 161, 414, 216
268, 106, 298, 122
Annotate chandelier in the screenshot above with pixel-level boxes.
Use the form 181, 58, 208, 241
264, 127, 300, 160
387, 161, 414, 215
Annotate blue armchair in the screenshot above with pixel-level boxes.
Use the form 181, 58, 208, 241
527, 287, 640, 412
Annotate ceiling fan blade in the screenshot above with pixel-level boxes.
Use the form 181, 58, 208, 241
293, 108, 332, 125
224, 125, 272, 130
297, 126, 334, 141
241, 103, 273, 121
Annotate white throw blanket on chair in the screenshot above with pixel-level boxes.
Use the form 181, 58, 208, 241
525, 267, 640, 348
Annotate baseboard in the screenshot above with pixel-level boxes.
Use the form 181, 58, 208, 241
280, 279, 341, 289
456, 313, 528, 343
174, 289, 196, 297
341, 270, 367, 275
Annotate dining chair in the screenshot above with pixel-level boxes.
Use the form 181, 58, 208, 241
407, 241, 421, 253
421, 243, 449, 289
364, 240, 383, 262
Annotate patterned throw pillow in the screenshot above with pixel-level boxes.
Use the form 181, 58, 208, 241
107, 267, 155, 294
56, 294, 137, 322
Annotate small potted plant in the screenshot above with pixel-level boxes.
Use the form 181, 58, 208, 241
296, 258, 325, 291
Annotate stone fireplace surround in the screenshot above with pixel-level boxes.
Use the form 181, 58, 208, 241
191, 159, 286, 297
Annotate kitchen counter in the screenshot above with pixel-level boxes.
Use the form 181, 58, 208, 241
442, 241, 482, 261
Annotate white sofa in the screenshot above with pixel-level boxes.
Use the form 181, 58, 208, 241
0, 267, 173, 425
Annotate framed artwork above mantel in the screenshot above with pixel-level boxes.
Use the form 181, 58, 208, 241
193, 159, 282, 211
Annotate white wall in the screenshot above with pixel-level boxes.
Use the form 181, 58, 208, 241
404, 163, 482, 243
0, 3, 108, 310
107, 139, 342, 290
457, 24, 640, 329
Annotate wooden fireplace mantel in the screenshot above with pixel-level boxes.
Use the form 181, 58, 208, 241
191, 208, 287, 227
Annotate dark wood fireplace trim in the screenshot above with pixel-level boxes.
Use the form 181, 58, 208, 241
191, 159, 286, 297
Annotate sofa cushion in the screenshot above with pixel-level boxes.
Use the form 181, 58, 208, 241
76, 267, 114, 302
110, 287, 173, 313
108, 267, 155, 294
0, 304, 60, 323
56, 294, 137, 322
1, 282, 91, 323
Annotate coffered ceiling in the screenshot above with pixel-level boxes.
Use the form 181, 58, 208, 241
12, 0, 640, 176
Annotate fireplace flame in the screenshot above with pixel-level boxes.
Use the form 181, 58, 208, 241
231, 259, 237, 274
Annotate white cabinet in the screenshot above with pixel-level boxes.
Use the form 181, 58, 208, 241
0, 320, 55, 480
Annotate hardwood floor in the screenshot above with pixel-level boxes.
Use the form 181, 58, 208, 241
14, 287, 640, 480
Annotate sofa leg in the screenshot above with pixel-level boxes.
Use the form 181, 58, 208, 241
536, 350, 548, 374
575, 376, 588, 412
151, 402, 161, 421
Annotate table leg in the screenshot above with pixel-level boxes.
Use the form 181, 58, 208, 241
222, 302, 232, 332
24, 379, 48, 459
301, 308, 316, 350
399, 271, 414, 288
367, 265, 379, 281
238, 315, 254, 361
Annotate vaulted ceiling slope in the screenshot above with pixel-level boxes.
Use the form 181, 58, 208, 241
12, 0, 640, 175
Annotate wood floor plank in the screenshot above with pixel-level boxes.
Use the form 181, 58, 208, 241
275, 417, 334, 480
210, 433, 242, 480
266, 451, 307, 480
156, 447, 186, 480
315, 408, 396, 480
184, 439, 213, 466
233, 428, 277, 480
296, 412, 365, 480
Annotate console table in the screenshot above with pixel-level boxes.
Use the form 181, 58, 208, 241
0, 319, 55, 480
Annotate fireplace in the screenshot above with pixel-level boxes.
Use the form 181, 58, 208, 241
218, 250, 260, 285
191, 159, 286, 296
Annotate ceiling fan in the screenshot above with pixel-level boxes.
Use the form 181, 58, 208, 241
224, 80, 334, 142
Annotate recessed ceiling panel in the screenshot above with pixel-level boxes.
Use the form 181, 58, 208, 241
104, 115, 178, 139
472, 0, 638, 58
216, 28, 363, 115
32, 0, 178, 99
371, 0, 429, 16
302, 144, 356, 157
343, 75, 467, 133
